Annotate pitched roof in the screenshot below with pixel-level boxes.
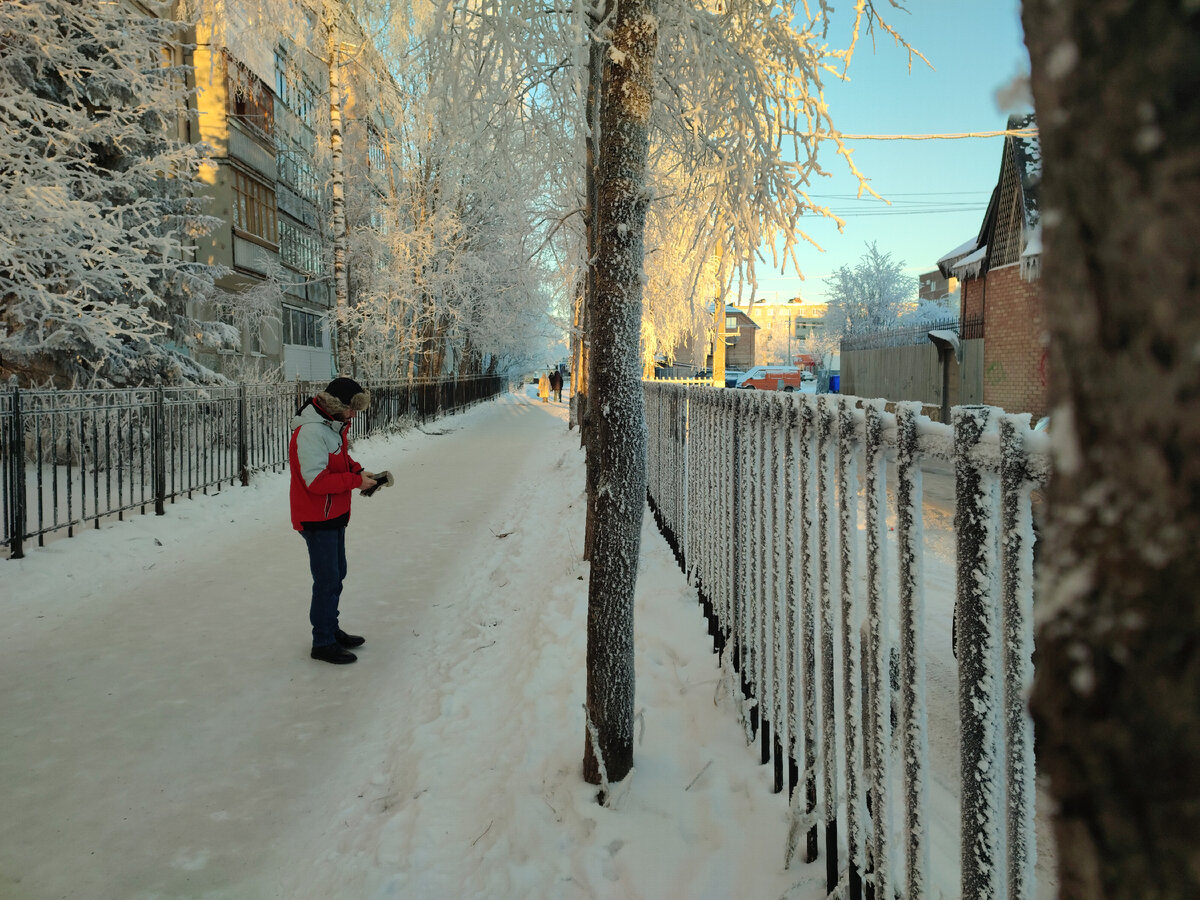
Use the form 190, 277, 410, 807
936, 112, 1040, 280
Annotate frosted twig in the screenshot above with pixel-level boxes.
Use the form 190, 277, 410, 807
784, 806, 820, 869
684, 760, 712, 791
470, 819, 493, 846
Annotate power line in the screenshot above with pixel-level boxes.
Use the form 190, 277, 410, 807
816, 128, 1038, 142
806, 191, 991, 199
824, 207, 988, 218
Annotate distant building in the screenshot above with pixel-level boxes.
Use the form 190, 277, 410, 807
707, 308, 759, 371
918, 270, 958, 309
185, 0, 401, 381
728, 298, 827, 365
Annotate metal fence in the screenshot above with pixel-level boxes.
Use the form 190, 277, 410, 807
839, 315, 984, 352
644, 382, 1049, 900
2, 375, 506, 559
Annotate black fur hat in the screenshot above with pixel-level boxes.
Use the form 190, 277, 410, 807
319, 377, 370, 414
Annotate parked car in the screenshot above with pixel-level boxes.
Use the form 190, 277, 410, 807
723, 369, 745, 388
735, 365, 806, 391
801, 371, 815, 382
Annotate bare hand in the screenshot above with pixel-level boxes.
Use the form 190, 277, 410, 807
360, 474, 378, 492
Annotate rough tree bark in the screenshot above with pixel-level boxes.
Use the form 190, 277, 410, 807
582, 0, 659, 789
1022, 3, 1200, 896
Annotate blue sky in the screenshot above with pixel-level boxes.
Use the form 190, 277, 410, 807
750, 0, 1030, 304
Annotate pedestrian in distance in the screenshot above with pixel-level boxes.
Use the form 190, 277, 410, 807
289, 377, 379, 664
550, 368, 563, 402
538, 370, 550, 403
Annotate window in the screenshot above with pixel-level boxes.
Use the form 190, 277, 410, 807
225, 53, 274, 137
283, 306, 323, 348
274, 49, 318, 133
725, 316, 740, 333
231, 168, 278, 245
367, 123, 386, 173
277, 148, 321, 205
280, 220, 324, 275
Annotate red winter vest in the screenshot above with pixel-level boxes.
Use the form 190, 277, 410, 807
288, 400, 363, 530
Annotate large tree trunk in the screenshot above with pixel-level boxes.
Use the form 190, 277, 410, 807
582, 0, 658, 790
1022, 3, 1200, 896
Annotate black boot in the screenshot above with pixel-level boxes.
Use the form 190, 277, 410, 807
336, 629, 365, 648
311, 643, 357, 664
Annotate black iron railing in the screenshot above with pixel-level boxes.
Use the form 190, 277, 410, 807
2, 375, 506, 559
839, 315, 985, 352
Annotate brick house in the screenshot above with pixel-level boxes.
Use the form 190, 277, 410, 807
707, 308, 759, 371
938, 113, 1047, 419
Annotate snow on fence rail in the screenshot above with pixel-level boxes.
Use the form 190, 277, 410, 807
644, 382, 1050, 900
1, 376, 505, 560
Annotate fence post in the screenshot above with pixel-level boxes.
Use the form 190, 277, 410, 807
9, 383, 26, 559
153, 386, 166, 516
1000, 415, 1037, 900
837, 396, 864, 900
863, 399, 891, 900
817, 396, 839, 894
954, 405, 1002, 900
895, 402, 930, 899
797, 397, 819, 865
237, 384, 249, 486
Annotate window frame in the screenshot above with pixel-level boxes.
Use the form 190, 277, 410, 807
283, 305, 324, 348
230, 166, 279, 247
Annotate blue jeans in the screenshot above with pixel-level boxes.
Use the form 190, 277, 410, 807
301, 528, 347, 648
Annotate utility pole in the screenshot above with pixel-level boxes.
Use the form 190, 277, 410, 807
712, 240, 726, 387
713, 300, 726, 387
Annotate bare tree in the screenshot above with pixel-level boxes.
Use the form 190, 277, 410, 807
1022, 2, 1200, 897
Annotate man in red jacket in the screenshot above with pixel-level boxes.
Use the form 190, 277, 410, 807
289, 377, 378, 664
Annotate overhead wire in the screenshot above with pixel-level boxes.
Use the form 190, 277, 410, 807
814, 128, 1038, 142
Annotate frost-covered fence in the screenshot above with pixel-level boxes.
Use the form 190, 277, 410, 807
644, 382, 1050, 900
2, 375, 505, 560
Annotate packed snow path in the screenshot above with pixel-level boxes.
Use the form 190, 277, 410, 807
1, 389, 818, 900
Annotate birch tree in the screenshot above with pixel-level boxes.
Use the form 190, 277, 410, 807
0, 0, 222, 387
1022, 2, 1200, 896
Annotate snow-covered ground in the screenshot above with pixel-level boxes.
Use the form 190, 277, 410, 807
0, 387, 1055, 899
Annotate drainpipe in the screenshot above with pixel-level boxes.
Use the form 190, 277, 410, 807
927, 329, 961, 424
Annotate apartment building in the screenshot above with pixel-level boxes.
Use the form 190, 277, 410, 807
183, 0, 397, 381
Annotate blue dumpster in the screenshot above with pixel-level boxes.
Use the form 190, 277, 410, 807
829, 374, 840, 393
